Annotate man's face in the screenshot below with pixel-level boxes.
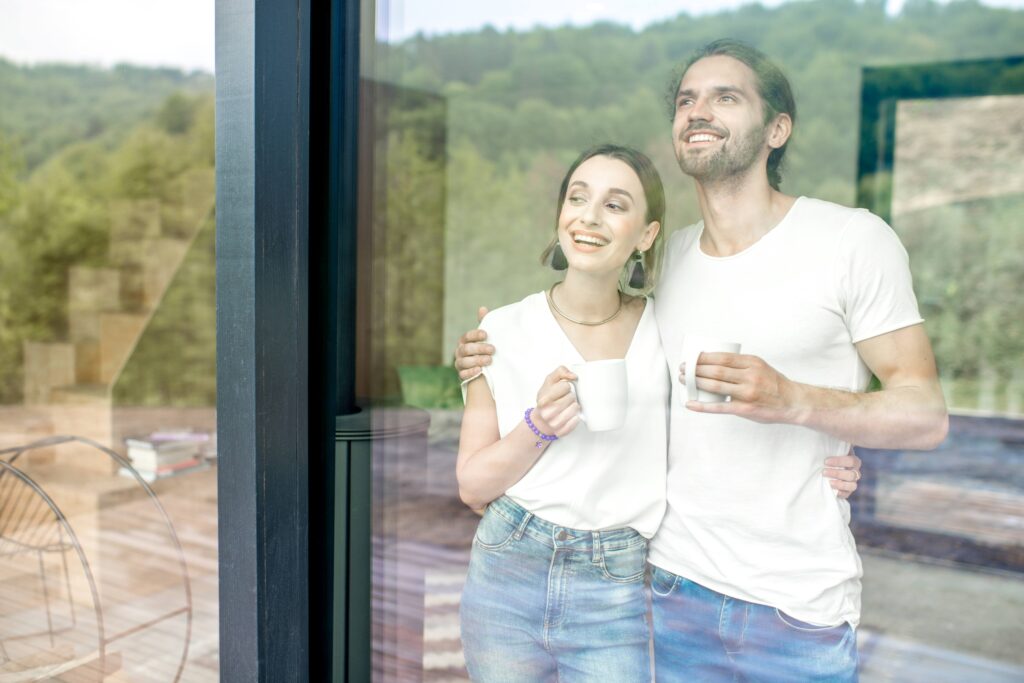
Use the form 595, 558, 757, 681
671, 55, 771, 184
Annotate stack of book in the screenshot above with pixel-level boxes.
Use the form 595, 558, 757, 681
122, 433, 211, 482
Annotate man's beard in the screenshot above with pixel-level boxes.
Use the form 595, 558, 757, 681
676, 121, 768, 185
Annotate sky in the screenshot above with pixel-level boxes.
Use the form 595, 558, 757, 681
2, 0, 1023, 73
0, 0, 214, 71
379, 0, 791, 41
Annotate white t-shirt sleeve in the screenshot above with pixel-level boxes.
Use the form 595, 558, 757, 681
460, 369, 495, 404
836, 210, 924, 344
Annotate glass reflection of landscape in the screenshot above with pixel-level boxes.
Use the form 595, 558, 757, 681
0, 51, 218, 682
893, 94, 1024, 414
4, 0, 1023, 680
363, 2, 1024, 681
850, 81, 1024, 678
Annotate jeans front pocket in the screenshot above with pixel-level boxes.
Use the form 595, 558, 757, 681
774, 608, 846, 633
473, 506, 520, 551
649, 564, 679, 597
600, 541, 647, 583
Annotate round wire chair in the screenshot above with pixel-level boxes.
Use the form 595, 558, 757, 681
0, 435, 192, 682
0, 459, 105, 678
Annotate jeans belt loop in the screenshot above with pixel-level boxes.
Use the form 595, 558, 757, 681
513, 511, 533, 541
591, 531, 603, 564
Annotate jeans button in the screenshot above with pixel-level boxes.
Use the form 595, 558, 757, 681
556, 530, 569, 541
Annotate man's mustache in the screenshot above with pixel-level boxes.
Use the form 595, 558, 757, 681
681, 120, 728, 139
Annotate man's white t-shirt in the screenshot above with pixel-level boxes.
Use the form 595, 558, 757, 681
650, 197, 924, 627
477, 291, 669, 538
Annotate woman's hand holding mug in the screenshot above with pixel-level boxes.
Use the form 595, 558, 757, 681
532, 367, 581, 438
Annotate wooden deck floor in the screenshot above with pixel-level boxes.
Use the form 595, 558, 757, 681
3, 406, 1022, 681
0, 465, 219, 682
0, 423, 482, 683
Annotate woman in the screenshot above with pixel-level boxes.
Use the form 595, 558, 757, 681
457, 144, 669, 681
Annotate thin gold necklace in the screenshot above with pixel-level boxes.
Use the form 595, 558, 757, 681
547, 282, 623, 326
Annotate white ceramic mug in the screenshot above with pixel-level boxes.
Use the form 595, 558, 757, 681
681, 335, 742, 403
568, 359, 628, 431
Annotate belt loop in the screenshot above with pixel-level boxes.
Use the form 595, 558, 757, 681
591, 531, 603, 564
513, 511, 533, 541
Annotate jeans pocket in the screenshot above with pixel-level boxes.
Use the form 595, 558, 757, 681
649, 565, 679, 597
600, 542, 647, 583
473, 507, 519, 551
774, 608, 846, 633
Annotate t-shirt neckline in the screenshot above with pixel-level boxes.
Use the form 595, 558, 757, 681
535, 290, 651, 364
696, 195, 805, 261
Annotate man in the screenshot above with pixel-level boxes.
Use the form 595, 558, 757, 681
456, 39, 947, 681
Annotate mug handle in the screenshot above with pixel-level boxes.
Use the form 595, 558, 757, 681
567, 381, 587, 424
684, 347, 700, 402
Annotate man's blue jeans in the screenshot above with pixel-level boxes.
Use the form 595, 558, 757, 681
650, 564, 858, 682
460, 496, 651, 682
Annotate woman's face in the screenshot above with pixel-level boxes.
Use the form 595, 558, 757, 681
557, 155, 659, 278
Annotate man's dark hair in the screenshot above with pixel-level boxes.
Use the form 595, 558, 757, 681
669, 39, 797, 190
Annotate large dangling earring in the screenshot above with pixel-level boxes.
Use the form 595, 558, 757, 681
628, 250, 646, 289
550, 243, 568, 271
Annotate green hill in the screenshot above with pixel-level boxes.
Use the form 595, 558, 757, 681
1, 0, 1022, 406
0, 59, 212, 172
0, 81, 214, 404
370, 0, 1024, 355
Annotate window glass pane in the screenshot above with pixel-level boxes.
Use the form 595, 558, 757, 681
358, 2, 1024, 681
893, 94, 1024, 414
0, 3, 218, 680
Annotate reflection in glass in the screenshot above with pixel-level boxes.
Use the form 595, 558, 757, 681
362, 2, 1024, 680
855, 56, 1024, 680
0, 16, 218, 681
892, 94, 1024, 415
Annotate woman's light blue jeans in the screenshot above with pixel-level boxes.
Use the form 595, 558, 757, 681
460, 496, 651, 682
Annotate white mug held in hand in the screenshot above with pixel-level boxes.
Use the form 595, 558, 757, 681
567, 359, 628, 431
682, 335, 741, 403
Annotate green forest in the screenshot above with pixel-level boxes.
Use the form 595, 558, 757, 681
0, 63, 214, 405
1, 0, 1022, 410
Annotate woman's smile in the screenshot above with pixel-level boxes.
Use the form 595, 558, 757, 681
570, 230, 610, 251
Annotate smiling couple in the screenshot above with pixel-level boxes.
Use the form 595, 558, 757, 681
453, 39, 947, 682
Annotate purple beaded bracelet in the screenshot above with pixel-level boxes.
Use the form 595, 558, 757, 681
524, 407, 558, 449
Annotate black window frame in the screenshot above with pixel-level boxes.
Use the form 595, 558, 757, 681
215, 0, 360, 679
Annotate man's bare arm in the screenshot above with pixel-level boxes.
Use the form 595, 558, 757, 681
686, 324, 948, 450
454, 306, 494, 382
